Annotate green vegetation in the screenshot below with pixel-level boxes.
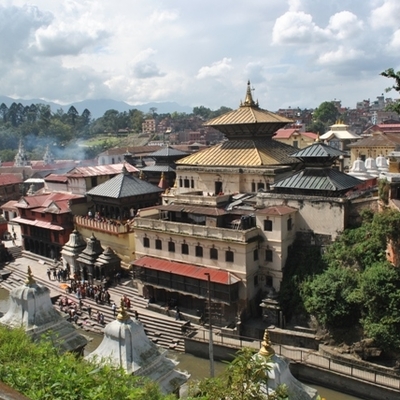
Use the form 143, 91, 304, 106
295, 209, 400, 352
306, 101, 340, 134
381, 68, 400, 115
189, 347, 288, 400
0, 326, 175, 400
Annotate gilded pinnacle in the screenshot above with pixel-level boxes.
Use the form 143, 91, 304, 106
25, 266, 36, 285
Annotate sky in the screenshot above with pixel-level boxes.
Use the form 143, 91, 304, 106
2, 0, 400, 112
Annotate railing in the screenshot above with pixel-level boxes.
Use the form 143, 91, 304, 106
74, 216, 132, 234
191, 329, 400, 391
275, 344, 400, 391
133, 218, 260, 242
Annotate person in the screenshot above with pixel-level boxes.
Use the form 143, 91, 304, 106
47, 268, 51, 280
134, 310, 139, 320
13, 232, 16, 241
112, 302, 117, 317
87, 304, 92, 319
175, 307, 180, 321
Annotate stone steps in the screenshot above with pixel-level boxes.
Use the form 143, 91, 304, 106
1, 265, 188, 352
7, 246, 22, 259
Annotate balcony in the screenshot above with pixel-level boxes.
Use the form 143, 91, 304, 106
171, 191, 231, 207
74, 216, 132, 234
133, 217, 261, 243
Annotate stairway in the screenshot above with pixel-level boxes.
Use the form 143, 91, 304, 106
7, 246, 22, 260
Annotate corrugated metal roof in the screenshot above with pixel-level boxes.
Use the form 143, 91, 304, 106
0, 174, 23, 185
12, 216, 64, 231
290, 142, 345, 158
177, 139, 297, 166
149, 146, 189, 158
133, 256, 241, 285
347, 133, 400, 147
87, 173, 163, 198
141, 165, 176, 172
67, 163, 138, 177
272, 168, 362, 192
156, 204, 227, 216
256, 206, 297, 215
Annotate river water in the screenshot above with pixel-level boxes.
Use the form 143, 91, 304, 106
0, 288, 362, 399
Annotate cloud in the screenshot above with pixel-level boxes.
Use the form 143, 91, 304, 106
0, 5, 52, 60
370, 0, 400, 30
327, 11, 364, 40
196, 58, 233, 79
272, 10, 329, 45
34, 24, 109, 56
131, 61, 165, 79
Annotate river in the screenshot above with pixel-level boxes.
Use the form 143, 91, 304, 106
0, 288, 362, 399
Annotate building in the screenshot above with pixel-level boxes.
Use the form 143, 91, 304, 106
0, 173, 23, 206
131, 81, 297, 325
13, 192, 87, 260
273, 128, 318, 149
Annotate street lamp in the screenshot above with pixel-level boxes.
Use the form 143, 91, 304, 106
204, 272, 214, 377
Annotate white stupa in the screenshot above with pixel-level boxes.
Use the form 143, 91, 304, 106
376, 154, 389, 173
364, 157, 380, 178
86, 300, 189, 395
256, 330, 319, 399
348, 158, 373, 181
0, 266, 87, 353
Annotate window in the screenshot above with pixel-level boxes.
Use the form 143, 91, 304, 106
265, 249, 273, 262
179, 178, 183, 187
215, 181, 223, 194
251, 182, 256, 192
253, 249, 258, 261
266, 275, 273, 287
195, 245, 203, 257
257, 182, 265, 191
254, 275, 259, 287
264, 220, 273, 231
168, 241, 175, 252
52, 214, 57, 223
91, 177, 97, 187
184, 178, 190, 188
181, 243, 189, 255
287, 217, 293, 231
210, 248, 218, 260
225, 250, 234, 262
155, 239, 162, 250
191, 178, 194, 188
293, 140, 298, 148
143, 237, 150, 248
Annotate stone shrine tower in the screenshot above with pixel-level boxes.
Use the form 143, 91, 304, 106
86, 300, 188, 395
0, 266, 87, 354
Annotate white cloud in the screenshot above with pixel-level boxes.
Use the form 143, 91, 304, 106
327, 11, 364, 40
370, 0, 400, 29
318, 46, 365, 65
196, 58, 233, 80
272, 11, 329, 45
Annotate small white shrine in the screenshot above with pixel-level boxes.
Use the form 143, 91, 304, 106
86, 300, 189, 395
0, 266, 87, 354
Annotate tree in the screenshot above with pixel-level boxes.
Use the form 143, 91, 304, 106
190, 347, 288, 400
381, 68, 400, 114
67, 105, 79, 126
0, 326, 174, 400
312, 101, 339, 125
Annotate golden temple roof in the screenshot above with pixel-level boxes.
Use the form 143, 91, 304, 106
177, 139, 297, 167
204, 81, 292, 139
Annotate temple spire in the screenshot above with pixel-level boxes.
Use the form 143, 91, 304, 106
258, 329, 275, 357
117, 298, 129, 321
241, 80, 258, 108
25, 266, 36, 286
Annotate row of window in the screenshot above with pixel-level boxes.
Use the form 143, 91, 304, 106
263, 218, 293, 232
143, 238, 274, 263
143, 237, 235, 262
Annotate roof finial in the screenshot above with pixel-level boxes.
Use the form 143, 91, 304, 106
259, 329, 275, 357
117, 298, 129, 321
25, 266, 36, 285
241, 80, 258, 108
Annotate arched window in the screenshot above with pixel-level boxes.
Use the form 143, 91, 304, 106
210, 247, 218, 260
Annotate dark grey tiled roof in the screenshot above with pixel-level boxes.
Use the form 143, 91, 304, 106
87, 173, 164, 198
149, 146, 189, 158
290, 142, 345, 158
272, 168, 362, 192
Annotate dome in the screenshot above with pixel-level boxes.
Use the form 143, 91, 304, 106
364, 157, 380, 177
376, 155, 389, 172
257, 330, 319, 399
86, 301, 188, 394
348, 158, 372, 180
0, 267, 87, 353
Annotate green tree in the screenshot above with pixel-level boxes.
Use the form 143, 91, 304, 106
381, 68, 400, 114
67, 105, 79, 126
190, 347, 288, 400
312, 101, 339, 125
